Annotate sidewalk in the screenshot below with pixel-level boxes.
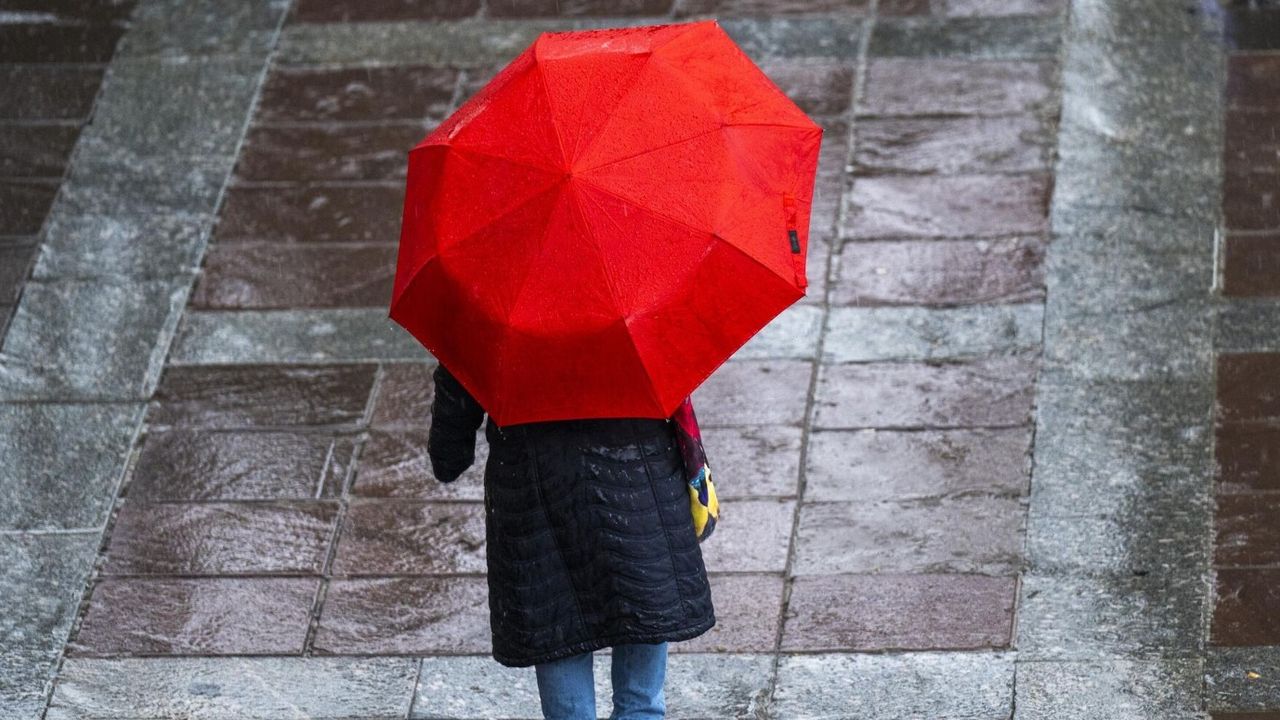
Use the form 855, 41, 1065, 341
1, 0, 1276, 717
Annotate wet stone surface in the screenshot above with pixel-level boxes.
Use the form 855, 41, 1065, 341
257, 64, 460, 123
331, 500, 486, 575
691, 360, 812, 427
171, 308, 425, 365
1213, 569, 1280, 647
699, 425, 802, 497
314, 576, 490, 655
782, 574, 1016, 650
214, 183, 405, 243
1206, 647, 1280, 712
33, 212, 209, 279
70, 577, 318, 656
353, 428, 487, 501
673, 574, 784, 653
860, 58, 1056, 116
844, 174, 1050, 239
854, 115, 1049, 175
1014, 659, 1204, 720
191, 243, 398, 309
822, 303, 1044, 362
148, 364, 377, 429
869, 14, 1062, 58
697, 498, 795, 572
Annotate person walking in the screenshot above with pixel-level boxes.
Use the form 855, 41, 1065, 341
427, 361, 716, 720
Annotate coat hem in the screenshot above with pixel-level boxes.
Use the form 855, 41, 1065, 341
491, 612, 717, 668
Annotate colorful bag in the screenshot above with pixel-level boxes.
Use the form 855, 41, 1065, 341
671, 396, 719, 542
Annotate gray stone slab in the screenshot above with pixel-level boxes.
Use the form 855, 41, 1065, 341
1041, 294, 1213, 381
413, 653, 773, 719
1014, 659, 1204, 720
731, 303, 823, 361
47, 657, 420, 719
701, 425, 802, 498
1015, 571, 1207, 660
115, 0, 289, 59
719, 17, 866, 58
32, 212, 210, 280
0, 403, 143, 531
0, 532, 100, 720
0, 279, 188, 401
84, 56, 264, 157
823, 304, 1042, 363
1028, 374, 1213, 519
56, 151, 230, 218
869, 15, 1062, 58
1025, 512, 1210, 576
170, 309, 429, 365
1215, 299, 1280, 352
1206, 647, 1280, 712
772, 651, 1015, 719
697, 498, 794, 572
792, 496, 1024, 575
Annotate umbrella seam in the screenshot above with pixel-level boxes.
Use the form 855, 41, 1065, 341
533, 36, 572, 171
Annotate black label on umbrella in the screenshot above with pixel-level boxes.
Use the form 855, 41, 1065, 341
788, 229, 800, 253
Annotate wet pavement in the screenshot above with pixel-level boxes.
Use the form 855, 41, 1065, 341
0, 0, 1277, 718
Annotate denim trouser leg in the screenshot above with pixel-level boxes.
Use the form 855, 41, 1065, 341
535, 650, 596, 720
609, 642, 668, 720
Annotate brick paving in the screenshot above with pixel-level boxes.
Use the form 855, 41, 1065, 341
0, 0, 1272, 717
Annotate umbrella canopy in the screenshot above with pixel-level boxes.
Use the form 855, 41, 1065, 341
391, 19, 823, 426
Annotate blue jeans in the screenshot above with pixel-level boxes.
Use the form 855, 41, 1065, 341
534, 642, 668, 720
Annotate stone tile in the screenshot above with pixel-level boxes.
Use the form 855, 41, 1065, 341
47, 656, 419, 720
1043, 227, 1215, 311
1224, 110, 1280, 179
730, 303, 823, 360
0, 179, 57, 235
129, 428, 356, 500
673, 574, 782, 653
1219, 353, 1280, 424
70, 577, 318, 656
773, 651, 1014, 720
276, 18, 554, 67
0, 402, 142, 531
102, 500, 339, 575
0, 532, 99, 719
1016, 571, 1205, 659
5, 1, 137, 25
191, 243, 397, 309
314, 576, 490, 654
0, 22, 125, 62
1224, 172, 1280, 233
371, 362, 435, 427
794, 496, 1024, 575
833, 236, 1046, 306
352, 428, 487, 501
1206, 647, 1280, 712
215, 183, 404, 242
1217, 423, 1280, 494
1225, 6, 1280, 51
1214, 569, 1280, 647
700, 425, 802, 497
412, 653, 775, 719
1223, 234, 1280, 297
1025, 512, 1210, 575
0, 278, 186, 401
869, 15, 1061, 58
782, 574, 1015, 650
1216, 494, 1280, 568
1028, 375, 1214, 518
677, 0, 868, 16
0, 124, 78, 177
861, 58, 1055, 117
882, 0, 1065, 14
854, 115, 1049, 175
844, 174, 1050, 239
171, 309, 426, 365
823, 304, 1043, 362
236, 123, 428, 182
258, 65, 459, 123
332, 500, 486, 575
1014, 659, 1204, 720
806, 427, 1031, 502
691, 359, 812, 427
757, 59, 855, 116
1216, 299, 1280, 354
291, 0, 480, 22
1042, 295, 1212, 382
114, 0, 288, 58
698, 498, 794, 572
0, 244, 36, 304
57, 152, 230, 217
33, 211, 209, 279
718, 16, 866, 59
813, 354, 1038, 429
1227, 56, 1280, 115
487, 0, 673, 16
0, 66, 104, 120
87, 56, 263, 157
148, 364, 377, 429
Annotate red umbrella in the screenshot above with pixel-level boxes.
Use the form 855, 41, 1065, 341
390, 19, 823, 426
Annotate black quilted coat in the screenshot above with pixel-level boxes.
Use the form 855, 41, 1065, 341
427, 363, 716, 667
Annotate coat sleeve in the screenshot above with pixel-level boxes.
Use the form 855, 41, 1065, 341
428, 363, 487, 483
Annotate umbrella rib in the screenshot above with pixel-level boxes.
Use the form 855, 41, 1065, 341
534, 39, 572, 170
575, 175, 800, 293
578, 121, 817, 175
569, 48, 660, 168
